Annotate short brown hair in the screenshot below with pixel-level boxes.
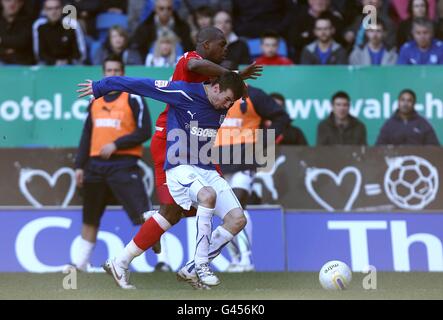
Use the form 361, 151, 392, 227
103, 54, 125, 72
331, 91, 350, 104
212, 72, 247, 101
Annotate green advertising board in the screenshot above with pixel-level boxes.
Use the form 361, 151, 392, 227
0, 66, 442, 147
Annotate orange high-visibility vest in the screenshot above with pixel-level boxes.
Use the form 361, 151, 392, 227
90, 92, 143, 157
215, 96, 261, 146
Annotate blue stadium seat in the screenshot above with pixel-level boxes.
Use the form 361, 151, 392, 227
89, 40, 104, 65
96, 13, 128, 41
247, 38, 288, 59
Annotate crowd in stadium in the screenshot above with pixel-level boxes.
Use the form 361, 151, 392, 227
2, 0, 443, 66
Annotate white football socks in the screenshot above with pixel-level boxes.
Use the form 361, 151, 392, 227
116, 240, 144, 269
194, 206, 215, 266
73, 238, 95, 271
208, 226, 235, 261
186, 225, 234, 275
239, 210, 253, 266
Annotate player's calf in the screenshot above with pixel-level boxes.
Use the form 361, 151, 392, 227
143, 210, 162, 254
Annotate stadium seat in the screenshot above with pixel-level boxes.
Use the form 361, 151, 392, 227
89, 40, 104, 65
247, 38, 288, 59
96, 13, 128, 41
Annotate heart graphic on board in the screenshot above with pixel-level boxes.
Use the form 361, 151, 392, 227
19, 167, 76, 208
255, 155, 286, 200
304, 167, 362, 211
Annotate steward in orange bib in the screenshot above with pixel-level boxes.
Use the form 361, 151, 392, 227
72, 55, 153, 271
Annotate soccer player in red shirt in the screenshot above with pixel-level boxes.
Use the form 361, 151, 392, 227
99, 27, 262, 289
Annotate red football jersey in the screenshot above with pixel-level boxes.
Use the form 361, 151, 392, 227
154, 51, 210, 137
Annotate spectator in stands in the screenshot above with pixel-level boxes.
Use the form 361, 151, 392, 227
0, 0, 34, 65
131, 0, 193, 59
177, 0, 231, 23
270, 93, 308, 145
128, 0, 182, 34
300, 15, 348, 65
397, 0, 432, 49
194, 5, 213, 27
145, 30, 178, 66
213, 10, 251, 68
289, 0, 344, 63
316, 91, 367, 145
190, 6, 214, 44
344, 0, 397, 51
256, 31, 293, 65
391, 0, 436, 22
376, 89, 439, 145
231, 0, 294, 39
93, 25, 142, 65
350, 20, 398, 65
397, 18, 443, 65
36, 0, 86, 65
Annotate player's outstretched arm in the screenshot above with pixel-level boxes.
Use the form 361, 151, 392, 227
187, 59, 263, 80
78, 77, 189, 106
187, 58, 231, 77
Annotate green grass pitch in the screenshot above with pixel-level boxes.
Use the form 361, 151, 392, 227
1, 272, 442, 300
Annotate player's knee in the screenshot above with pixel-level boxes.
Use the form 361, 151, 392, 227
225, 209, 246, 233
197, 186, 217, 207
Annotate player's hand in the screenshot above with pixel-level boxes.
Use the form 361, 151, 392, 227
77, 79, 93, 98
100, 142, 117, 160
75, 169, 84, 188
239, 62, 263, 80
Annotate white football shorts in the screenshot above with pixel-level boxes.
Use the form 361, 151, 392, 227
166, 165, 242, 219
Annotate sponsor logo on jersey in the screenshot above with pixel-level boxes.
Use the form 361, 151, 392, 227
220, 117, 243, 127
154, 80, 170, 88
190, 126, 217, 137
95, 118, 121, 129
